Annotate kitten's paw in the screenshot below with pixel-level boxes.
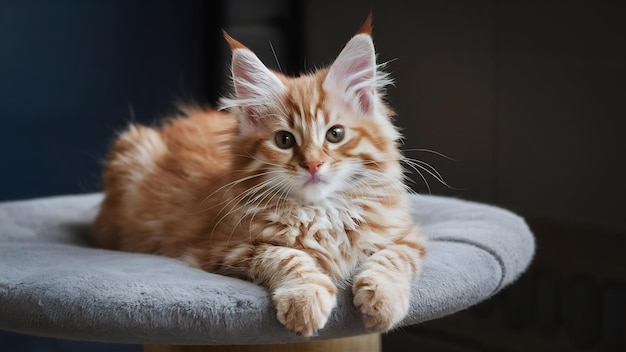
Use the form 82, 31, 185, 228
352, 275, 410, 332
273, 282, 337, 337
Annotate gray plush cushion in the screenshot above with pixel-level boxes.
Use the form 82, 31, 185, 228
0, 193, 534, 345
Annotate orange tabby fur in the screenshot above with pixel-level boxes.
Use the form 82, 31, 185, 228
91, 16, 426, 337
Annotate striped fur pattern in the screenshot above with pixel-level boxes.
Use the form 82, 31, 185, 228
91, 17, 426, 337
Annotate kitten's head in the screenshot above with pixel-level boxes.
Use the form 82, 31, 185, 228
220, 16, 403, 205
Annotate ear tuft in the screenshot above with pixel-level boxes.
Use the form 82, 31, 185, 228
223, 30, 247, 50
356, 12, 373, 36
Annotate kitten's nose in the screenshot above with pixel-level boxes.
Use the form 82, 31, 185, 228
301, 161, 323, 175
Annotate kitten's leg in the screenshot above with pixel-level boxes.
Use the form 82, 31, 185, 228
248, 244, 337, 337
352, 227, 426, 332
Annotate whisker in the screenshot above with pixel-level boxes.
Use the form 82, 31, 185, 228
401, 148, 457, 161
402, 158, 457, 190
230, 176, 293, 244
196, 169, 284, 212
359, 154, 456, 191
405, 162, 432, 195
269, 41, 282, 73
203, 172, 288, 241
401, 158, 446, 185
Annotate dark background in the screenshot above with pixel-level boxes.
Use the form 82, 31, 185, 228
1, 0, 625, 351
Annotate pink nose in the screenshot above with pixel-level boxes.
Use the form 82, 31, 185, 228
301, 161, 323, 175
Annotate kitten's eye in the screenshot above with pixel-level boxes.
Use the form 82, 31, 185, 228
326, 125, 345, 143
274, 131, 296, 149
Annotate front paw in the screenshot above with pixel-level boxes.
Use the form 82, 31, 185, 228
352, 274, 410, 332
273, 282, 337, 337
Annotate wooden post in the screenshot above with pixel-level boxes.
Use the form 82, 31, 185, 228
144, 333, 380, 352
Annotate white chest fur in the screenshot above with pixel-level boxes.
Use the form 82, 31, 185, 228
248, 198, 377, 284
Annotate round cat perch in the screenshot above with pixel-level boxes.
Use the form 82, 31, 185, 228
0, 193, 534, 351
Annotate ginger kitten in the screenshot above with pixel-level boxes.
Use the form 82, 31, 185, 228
91, 16, 426, 337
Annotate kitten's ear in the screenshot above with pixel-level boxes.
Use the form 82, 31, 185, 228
324, 15, 380, 115
223, 31, 286, 131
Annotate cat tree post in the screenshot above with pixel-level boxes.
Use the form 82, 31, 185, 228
144, 334, 380, 352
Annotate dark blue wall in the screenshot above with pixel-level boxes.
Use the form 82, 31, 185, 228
0, 0, 221, 350
0, 0, 220, 202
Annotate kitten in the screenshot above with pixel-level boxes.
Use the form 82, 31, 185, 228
91, 16, 426, 337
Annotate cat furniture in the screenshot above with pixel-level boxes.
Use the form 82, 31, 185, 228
0, 192, 534, 351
